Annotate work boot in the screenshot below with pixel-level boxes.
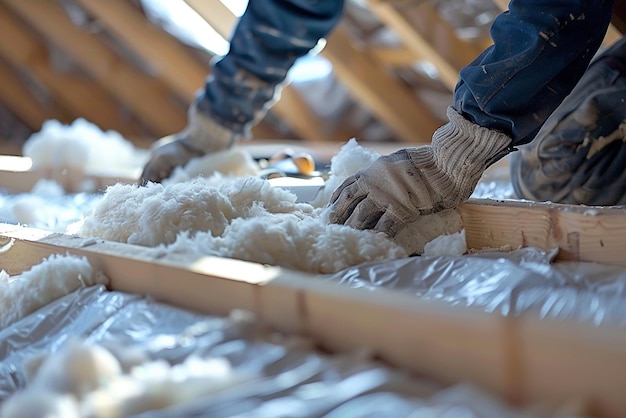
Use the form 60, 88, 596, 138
511, 37, 626, 205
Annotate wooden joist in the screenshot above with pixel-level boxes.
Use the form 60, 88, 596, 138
459, 199, 626, 266
4, 0, 187, 137
0, 221, 625, 417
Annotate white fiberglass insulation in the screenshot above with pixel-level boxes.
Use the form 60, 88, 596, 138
74, 140, 415, 275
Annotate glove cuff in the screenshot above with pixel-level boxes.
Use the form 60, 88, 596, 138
181, 101, 239, 154
431, 107, 513, 200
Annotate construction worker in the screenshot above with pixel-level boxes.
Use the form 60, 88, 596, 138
141, 0, 616, 239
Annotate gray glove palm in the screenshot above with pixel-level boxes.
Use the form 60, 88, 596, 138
140, 103, 236, 185
328, 107, 512, 237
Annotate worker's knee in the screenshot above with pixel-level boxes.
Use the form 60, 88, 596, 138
511, 37, 626, 206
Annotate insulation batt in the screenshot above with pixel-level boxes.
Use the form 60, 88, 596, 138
73, 138, 471, 271
0, 254, 108, 329
76, 139, 417, 274
77, 176, 408, 274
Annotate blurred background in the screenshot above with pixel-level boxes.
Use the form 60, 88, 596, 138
0, 0, 624, 155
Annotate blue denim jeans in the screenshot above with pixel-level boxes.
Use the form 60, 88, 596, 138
455, 0, 615, 146
195, 0, 345, 135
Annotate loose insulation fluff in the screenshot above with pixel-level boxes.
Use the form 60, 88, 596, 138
77, 139, 410, 274
78, 175, 407, 274
1, 339, 254, 418
0, 254, 108, 329
22, 118, 145, 174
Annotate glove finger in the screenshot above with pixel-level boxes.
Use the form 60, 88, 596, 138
140, 158, 175, 186
344, 198, 385, 231
373, 210, 404, 238
329, 175, 358, 204
328, 182, 367, 225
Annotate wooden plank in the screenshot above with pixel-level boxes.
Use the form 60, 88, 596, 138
4, 0, 187, 137
460, 199, 626, 266
0, 154, 141, 194
0, 5, 144, 136
1, 222, 626, 415
183, 0, 236, 40
74, 0, 209, 103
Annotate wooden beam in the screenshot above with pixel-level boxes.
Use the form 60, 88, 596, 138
460, 199, 626, 266
365, 0, 474, 90
0, 58, 67, 131
369, 46, 419, 67
183, 0, 236, 40
323, 27, 441, 143
1, 221, 626, 416
4, 0, 187, 137
0, 154, 140, 193
74, 0, 208, 103
0, 5, 146, 137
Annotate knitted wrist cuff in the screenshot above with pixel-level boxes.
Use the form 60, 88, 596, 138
432, 107, 513, 196
182, 102, 238, 154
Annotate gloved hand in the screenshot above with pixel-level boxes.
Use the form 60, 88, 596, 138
140, 103, 237, 185
328, 107, 513, 237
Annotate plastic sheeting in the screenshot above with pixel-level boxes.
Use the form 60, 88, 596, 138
328, 247, 626, 327
0, 285, 550, 418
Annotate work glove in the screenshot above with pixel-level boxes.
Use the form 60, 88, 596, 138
140, 103, 237, 185
328, 107, 513, 237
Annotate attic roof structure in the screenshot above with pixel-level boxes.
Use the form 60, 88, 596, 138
1, 2, 626, 417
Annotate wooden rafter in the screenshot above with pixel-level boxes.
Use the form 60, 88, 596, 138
74, 0, 208, 103
323, 27, 441, 143
183, 0, 236, 42
0, 58, 67, 130
0, 5, 145, 136
369, 46, 419, 67
366, 0, 482, 90
4, 0, 187, 137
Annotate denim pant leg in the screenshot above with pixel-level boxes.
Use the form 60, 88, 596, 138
455, 0, 614, 146
196, 0, 345, 135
